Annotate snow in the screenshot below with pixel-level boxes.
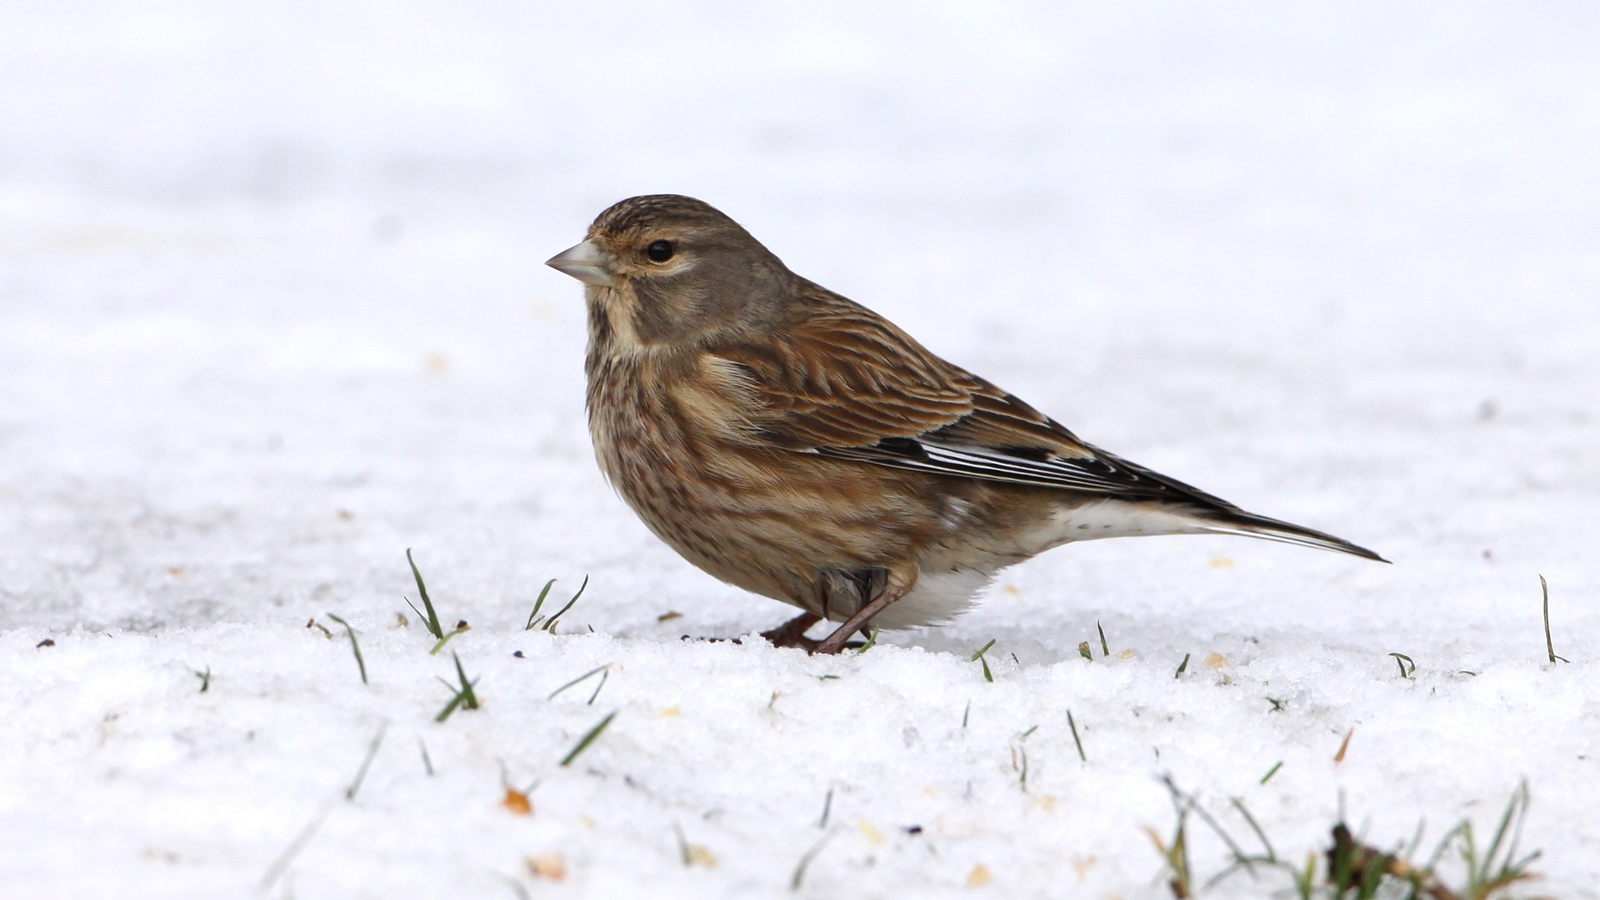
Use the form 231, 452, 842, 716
2, 2, 1598, 897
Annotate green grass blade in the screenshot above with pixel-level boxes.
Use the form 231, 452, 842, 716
406, 548, 444, 640
1541, 575, 1569, 663
429, 621, 469, 656
453, 653, 480, 710
1229, 797, 1276, 863
345, 723, 387, 800
548, 664, 609, 701
790, 829, 836, 891
327, 613, 368, 685
560, 710, 617, 767
525, 579, 557, 630
542, 575, 589, 634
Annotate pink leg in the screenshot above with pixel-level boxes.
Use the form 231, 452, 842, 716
814, 589, 899, 655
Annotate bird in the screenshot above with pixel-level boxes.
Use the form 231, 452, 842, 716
547, 194, 1385, 654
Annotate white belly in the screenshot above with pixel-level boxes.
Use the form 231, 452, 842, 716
864, 499, 1211, 629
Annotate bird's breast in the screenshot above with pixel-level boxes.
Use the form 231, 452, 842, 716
587, 352, 747, 476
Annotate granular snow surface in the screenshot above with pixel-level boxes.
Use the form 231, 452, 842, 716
2, 3, 1598, 898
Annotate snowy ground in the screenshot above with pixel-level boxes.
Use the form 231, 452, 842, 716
3, 3, 1598, 897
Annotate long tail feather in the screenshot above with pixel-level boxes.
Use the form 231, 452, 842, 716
1199, 511, 1388, 562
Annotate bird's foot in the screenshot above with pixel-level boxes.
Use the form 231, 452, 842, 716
683, 612, 872, 653
756, 612, 822, 651
684, 612, 825, 649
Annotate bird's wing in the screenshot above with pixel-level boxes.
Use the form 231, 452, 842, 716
714, 304, 1238, 508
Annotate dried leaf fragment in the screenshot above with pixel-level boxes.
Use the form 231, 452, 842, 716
502, 787, 532, 816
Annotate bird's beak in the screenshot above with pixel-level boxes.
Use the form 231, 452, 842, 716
546, 239, 616, 287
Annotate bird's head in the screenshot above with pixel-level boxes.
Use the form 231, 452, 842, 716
547, 194, 792, 352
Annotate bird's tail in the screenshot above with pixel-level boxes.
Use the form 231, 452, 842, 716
1196, 510, 1388, 562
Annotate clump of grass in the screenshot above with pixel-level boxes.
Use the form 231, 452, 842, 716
435, 653, 481, 722
970, 639, 997, 682
1155, 777, 1300, 896
1426, 780, 1540, 900
1389, 652, 1416, 679
560, 710, 617, 766
525, 576, 589, 634
326, 613, 368, 684
405, 549, 469, 654
1151, 777, 1544, 900
1539, 575, 1568, 664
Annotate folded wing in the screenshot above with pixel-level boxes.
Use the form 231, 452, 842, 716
713, 291, 1383, 562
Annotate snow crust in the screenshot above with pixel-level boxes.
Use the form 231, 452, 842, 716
2, 3, 1597, 897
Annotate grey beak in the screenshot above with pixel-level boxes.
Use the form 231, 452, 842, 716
546, 239, 616, 287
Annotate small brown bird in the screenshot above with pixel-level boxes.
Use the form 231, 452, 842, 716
548, 195, 1384, 654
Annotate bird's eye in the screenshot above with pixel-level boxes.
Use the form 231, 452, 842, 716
646, 240, 675, 262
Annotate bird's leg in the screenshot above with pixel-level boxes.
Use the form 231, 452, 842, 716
805, 566, 885, 654
759, 612, 821, 650
814, 590, 897, 654
812, 566, 915, 650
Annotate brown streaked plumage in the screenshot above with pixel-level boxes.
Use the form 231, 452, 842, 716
548, 194, 1385, 654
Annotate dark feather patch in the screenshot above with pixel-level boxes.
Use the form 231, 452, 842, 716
992, 445, 1053, 463
873, 437, 928, 460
